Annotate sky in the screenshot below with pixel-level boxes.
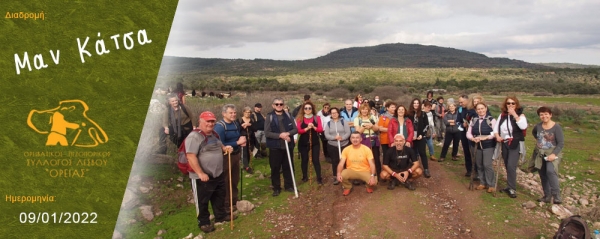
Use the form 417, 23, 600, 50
163, 0, 600, 65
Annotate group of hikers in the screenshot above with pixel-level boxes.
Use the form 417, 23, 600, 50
158, 90, 565, 233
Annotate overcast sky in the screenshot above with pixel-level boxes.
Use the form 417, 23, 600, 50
163, 0, 600, 65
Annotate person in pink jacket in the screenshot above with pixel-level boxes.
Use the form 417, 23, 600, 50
296, 101, 324, 185
388, 105, 414, 148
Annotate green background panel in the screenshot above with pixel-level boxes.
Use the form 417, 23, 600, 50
0, 1, 179, 238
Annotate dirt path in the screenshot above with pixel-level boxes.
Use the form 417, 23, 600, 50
265, 155, 549, 238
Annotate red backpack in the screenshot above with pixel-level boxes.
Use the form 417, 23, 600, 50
177, 129, 219, 174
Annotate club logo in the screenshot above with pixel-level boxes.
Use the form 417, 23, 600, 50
27, 100, 108, 147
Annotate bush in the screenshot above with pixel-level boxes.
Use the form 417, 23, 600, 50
533, 91, 553, 96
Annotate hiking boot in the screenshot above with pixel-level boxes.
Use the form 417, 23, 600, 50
424, 169, 431, 178
452, 156, 458, 161
387, 179, 398, 190
272, 189, 281, 197
506, 189, 517, 198
476, 185, 486, 190
473, 177, 480, 182
430, 156, 437, 161
537, 196, 551, 203
464, 171, 471, 177
244, 167, 254, 174
366, 187, 374, 193
343, 189, 351, 196
317, 178, 324, 185
438, 158, 445, 162
301, 177, 308, 182
332, 178, 340, 185
215, 214, 237, 223
403, 181, 416, 191
199, 224, 215, 233
553, 195, 562, 204
487, 187, 496, 193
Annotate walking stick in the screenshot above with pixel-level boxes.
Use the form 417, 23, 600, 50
309, 128, 312, 185
284, 139, 299, 198
226, 151, 234, 230
239, 146, 244, 200
493, 144, 502, 197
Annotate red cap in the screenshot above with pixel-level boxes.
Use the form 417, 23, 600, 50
200, 111, 216, 121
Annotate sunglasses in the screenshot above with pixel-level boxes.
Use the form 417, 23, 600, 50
506, 102, 516, 105
304, 107, 312, 110
274, 103, 284, 106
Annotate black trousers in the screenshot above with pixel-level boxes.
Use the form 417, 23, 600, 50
460, 131, 473, 173
269, 148, 295, 191
319, 133, 330, 158
413, 138, 428, 170
440, 131, 461, 159
192, 174, 226, 226
327, 143, 348, 177
299, 142, 322, 180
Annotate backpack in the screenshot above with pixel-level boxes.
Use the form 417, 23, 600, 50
553, 215, 591, 239
177, 129, 220, 174
216, 120, 240, 136
327, 118, 344, 128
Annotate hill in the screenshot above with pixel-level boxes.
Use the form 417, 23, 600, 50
158, 43, 546, 75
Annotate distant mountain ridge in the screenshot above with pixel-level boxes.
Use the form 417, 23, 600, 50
159, 43, 546, 75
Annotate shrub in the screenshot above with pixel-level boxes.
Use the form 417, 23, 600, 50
533, 91, 553, 96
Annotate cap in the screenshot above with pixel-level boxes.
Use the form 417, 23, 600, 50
199, 111, 216, 121
254, 103, 262, 108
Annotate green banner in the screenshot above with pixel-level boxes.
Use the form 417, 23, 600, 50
0, 1, 179, 238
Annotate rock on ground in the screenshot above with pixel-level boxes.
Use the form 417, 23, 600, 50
236, 200, 255, 213
112, 230, 123, 239
140, 205, 154, 221
121, 188, 138, 210
551, 205, 573, 219
523, 201, 537, 209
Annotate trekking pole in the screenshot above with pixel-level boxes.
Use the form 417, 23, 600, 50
309, 128, 312, 185
226, 151, 234, 230
493, 144, 502, 197
240, 145, 244, 201
284, 139, 299, 198
247, 128, 252, 168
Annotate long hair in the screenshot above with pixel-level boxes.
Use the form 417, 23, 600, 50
408, 98, 422, 118
500, 96, 521, 113
358, 104, 371, 118
467, 94, 484, 110
296, 101, 316, 120
393, 105, 407, 118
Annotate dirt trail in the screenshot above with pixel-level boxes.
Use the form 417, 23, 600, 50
266, 155, 548, 238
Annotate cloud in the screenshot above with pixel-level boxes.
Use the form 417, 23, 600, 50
164, 0, 600, 64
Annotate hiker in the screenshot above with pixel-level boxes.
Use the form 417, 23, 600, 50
381, 134, 422, 190
296, 101, 324, 185
354, 104, 381, 177
185, 111, 234, 233
264, 97, 298, 196
494, 96, 527, 199
324, 107, 351, 185
317, 102, 332, 162
408, 98, 431, 178
434, 96, 446, 143
174, 82, 187, 105
378, 101, 397, 156
238, 106, 257, 174
353, 94, 363, 109
423, 90, 436, 106
531, 106, 564, 204
373, 95, 383, 113
337, 131, 378, 196
467, 103, 497, 193
422, 101, 438, 162
438, 102, 461, 162
159, 93, 196, 153
457, 95, 474, 177
388, 105, 414, 148
341, 99, 359, 132
214, 104, 246, 214
252, 103, 268, 157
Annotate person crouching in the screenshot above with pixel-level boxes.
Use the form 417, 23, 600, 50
381, 134, 423, 190
337, 131, 378, 196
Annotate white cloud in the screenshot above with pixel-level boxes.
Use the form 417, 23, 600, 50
164, 0, 600, 64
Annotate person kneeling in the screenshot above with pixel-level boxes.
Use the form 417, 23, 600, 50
381, 134, 423, 190
337, 131, 378, 196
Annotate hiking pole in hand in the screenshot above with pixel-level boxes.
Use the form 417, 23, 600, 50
493, 144, 502, 197
226, 151, 234, 230
309, 128, 312, 186
240, 145, 244, 201
284, 139, 299, 198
